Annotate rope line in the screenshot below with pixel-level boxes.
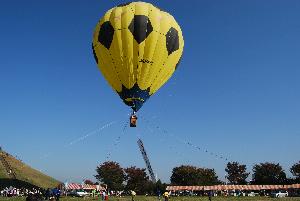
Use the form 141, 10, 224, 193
105, 119, 128, 160
140, 115, 230, 162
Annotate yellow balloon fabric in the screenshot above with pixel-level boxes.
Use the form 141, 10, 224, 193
92, 2, 184, 111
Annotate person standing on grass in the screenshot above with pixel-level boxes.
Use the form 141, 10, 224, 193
163, 191, 169, 201
52, 188, 60, 201
45, 188, 50, 200
131, 190, 136, 201
208, 190, 212, 201
157, 189, 161, 201
102, 191, 106, 201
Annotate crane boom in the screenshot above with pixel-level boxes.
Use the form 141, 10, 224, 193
137, 138, 156, 183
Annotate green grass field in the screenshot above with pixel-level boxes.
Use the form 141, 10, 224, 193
1, 196, 300, 201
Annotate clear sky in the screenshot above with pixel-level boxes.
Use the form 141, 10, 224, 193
0, 0, 299, 183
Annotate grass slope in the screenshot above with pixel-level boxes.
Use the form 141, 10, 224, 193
0, 159, 9, 179
0, 151, 60, 188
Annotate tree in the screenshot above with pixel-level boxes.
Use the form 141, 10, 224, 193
290, 161, 300, 182
84, 179, 94, 185
155, 180, 167, 195
198, 168, 220, 185
95, 161, 125, 190
170, 165, 201, 185
225, 162, 250, 184
124, 166, 150, 194
142, 180, 156, 195
170, 165, 219, 186
252, 162, 287, 184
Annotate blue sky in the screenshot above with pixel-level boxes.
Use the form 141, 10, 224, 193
0, 0, 299, 183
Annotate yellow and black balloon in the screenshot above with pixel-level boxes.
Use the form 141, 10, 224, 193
92, 2, 184, 112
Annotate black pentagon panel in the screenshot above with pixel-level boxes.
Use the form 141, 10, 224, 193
175, 56, 182, 70
166, 27, 179, 55
98, 21, 114, 49
92, 45, 98, 64
128, 15, 153, 44
117, 2, 132, 7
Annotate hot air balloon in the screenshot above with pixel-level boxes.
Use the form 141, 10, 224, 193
92, 2, 184, 127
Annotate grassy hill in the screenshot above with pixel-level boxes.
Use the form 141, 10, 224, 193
0, 159, 9, 179
0, 150, 60, 189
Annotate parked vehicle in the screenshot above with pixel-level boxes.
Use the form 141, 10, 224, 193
68, 189, 89, 197
270, 191, 288, 198
247, 192, 259, 196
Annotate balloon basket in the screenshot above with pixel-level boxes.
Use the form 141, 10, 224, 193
130, 115, 138, 127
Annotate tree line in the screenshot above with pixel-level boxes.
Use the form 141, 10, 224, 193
93, 161, 300, 193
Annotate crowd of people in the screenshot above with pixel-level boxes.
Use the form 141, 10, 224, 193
0, 186, 214, 201
0, 186, 61, 201
129, 190, 170, 201
0, 186, 43, 197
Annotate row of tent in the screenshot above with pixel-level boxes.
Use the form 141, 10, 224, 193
166, 184, 300, 191
58, 183, 106, 191
59, 183, 300, 192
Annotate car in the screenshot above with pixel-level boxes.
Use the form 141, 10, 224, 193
68, 190, 89, 197
270, 191, 288, 198
247, 192, 259, 196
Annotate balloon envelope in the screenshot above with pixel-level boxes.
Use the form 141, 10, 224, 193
92, 2, 184, 111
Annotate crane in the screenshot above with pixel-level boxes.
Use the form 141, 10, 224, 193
137, 138, 156, 183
